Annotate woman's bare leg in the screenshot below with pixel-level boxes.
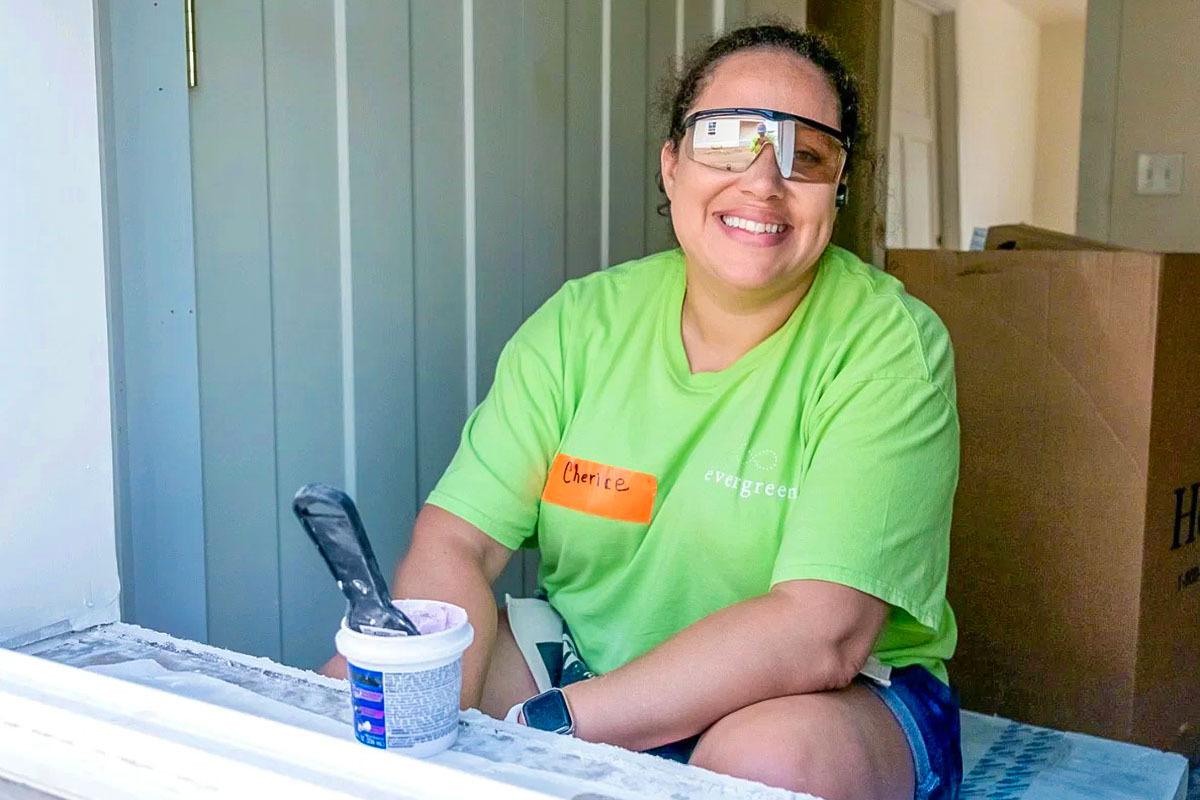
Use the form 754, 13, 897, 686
689, 682, 915, 800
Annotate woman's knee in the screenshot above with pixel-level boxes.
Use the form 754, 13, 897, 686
691, 690, 897, 796
689, 696, 834, 793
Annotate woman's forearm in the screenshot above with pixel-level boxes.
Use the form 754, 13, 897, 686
563, 593, 812, 749
391, 516, 502, 710
563, 583, 884, 750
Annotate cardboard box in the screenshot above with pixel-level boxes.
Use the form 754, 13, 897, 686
887, 247, 1200, 758
982, 223, 1119, 252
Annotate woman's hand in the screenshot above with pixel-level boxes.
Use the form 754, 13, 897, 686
317, 652, 347, 679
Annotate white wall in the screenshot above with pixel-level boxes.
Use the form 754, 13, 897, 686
1080, 0, 1200, 251
955, 0, 1042, 246
1032, 18, 1085, 233
0, 0, 121, 644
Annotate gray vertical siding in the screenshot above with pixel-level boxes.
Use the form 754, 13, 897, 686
108, 0, 752, 667
643, 1, 678, 255
565, 1, 603, 280
520, 0, 569, 317
261, 0, 347, 670
410, 1, 467, 513
102, 0, 207, 643
189, 0, 283, 660
610, 0, 650, 264
473, 2, 528, 401
683, 1, 715, 55
344, 0, 418, 655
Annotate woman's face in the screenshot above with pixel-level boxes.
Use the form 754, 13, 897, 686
661, 49, 843, 299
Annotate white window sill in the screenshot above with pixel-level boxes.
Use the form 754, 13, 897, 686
3, 623, 805, 799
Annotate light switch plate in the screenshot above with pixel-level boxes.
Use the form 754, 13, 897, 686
1136, 153, 1184, 195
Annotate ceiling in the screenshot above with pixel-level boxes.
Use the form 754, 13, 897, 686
1001, 0, 1088, 23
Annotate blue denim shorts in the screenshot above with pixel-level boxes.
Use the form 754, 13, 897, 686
641, 665, 962, 800
863, 665, 963, 800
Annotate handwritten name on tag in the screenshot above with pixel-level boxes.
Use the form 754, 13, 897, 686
541, 454, 657, 524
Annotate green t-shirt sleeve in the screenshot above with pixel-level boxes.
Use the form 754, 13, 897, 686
771, 376, 959, 630
425, 291, 569, 551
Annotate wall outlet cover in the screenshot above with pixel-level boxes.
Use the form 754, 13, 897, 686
1136, 153, 1184, 196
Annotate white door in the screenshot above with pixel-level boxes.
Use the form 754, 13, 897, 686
887, 0, 942, 249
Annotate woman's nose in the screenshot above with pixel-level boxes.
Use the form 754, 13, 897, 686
738, 143, 786, 199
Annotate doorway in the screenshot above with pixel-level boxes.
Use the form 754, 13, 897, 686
885, 0, 1090, 250
887, 0, 945, 249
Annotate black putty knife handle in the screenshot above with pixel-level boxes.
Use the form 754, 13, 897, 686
292, 483, 421, 636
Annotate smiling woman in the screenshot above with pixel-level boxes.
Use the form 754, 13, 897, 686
323, 23, 963, 800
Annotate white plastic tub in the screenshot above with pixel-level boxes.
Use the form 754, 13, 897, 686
335, 599, 474, 757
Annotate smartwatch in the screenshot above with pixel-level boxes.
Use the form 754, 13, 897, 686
520, 687, 575, 735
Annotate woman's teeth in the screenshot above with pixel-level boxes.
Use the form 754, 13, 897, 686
720, 215, 787, 235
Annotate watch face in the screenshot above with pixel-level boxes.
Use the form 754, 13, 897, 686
523, 689, 572, 733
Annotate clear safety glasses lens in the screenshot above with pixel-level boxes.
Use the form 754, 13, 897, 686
685, 115, 847, 184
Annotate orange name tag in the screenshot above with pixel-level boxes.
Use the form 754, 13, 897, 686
540, 454, 657, 524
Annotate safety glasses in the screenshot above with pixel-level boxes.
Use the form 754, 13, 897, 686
681, 107, 849, 184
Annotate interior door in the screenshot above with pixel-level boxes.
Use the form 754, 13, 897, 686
887, 0, 942, 249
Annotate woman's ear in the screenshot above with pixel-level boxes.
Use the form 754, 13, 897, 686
660, 140, 679, 200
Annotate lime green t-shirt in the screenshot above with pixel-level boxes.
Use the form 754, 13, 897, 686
427, 245, 959, 684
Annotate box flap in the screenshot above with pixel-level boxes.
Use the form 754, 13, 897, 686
984, 224, 1121, 252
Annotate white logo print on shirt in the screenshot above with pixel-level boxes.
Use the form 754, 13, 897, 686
703, 447, 800, 500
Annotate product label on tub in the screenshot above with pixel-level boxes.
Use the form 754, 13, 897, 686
348, 661, 461, 750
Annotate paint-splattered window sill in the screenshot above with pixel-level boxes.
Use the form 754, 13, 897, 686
2, 624, 1189, 800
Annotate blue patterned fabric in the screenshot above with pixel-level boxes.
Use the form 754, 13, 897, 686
958, 722, 1066, 800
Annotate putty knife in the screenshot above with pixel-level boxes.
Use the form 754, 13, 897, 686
292, 483, 421, 636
